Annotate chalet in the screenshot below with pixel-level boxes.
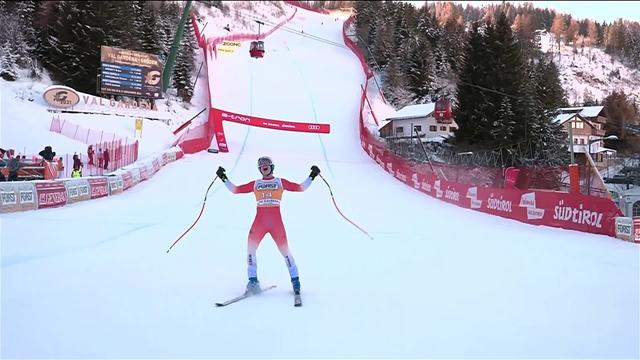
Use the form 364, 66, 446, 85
379, 103, 458, 142
554, 106, 615, 164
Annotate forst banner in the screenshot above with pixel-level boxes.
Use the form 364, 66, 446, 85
100, 46, 163, 99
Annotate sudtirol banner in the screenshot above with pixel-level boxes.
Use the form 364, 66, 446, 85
100, 46, 163, 99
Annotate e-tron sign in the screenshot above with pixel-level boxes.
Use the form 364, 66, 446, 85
100, 46, 163, 99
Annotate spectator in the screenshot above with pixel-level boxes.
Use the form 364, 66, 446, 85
0, 148, 6, 167
57, 157, 65, 178
7, 156, 20, 181
103, 148, 110, 170
72, 153, 83, 171
97, 148, 104, 169
87, 145, 95, 166
0, 169, 5, 182
38, 146, 56, 161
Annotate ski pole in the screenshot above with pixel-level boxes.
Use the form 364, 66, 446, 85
167, 176, 218, 253
318, 174, 373, 240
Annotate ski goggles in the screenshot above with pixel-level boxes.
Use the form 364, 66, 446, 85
257, 157, 273, 167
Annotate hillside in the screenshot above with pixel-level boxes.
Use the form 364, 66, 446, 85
541, 32, 640, 108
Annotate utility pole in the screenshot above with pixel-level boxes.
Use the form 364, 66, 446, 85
162, 0, 193, 93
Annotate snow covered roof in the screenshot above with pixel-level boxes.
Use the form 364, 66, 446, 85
558, 106, 604, 118
553, 112, 578, 124
386, 103, 435, 121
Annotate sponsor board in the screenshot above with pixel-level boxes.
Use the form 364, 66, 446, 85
88, 178, 109, 199
122, 172, 134, 190
36, 181, 67, 209
64, 179, 91, 204
213, 108, 331, 134
615, 217, 634, 242
0, 182, 37, 213
108, 175, 124, 195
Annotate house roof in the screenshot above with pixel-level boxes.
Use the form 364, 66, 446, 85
558, 106, 604, 118
386, 103, 435, 121
553, 112, 578, 125
553, 112, 594, 128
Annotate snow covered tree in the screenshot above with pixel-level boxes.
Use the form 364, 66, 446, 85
405, 36, 435, 103
453, 23, 493, 145
534, 56, 567, 112
139, 2, 163, 56
491, 97, 516, 145
382, 55, 412, 107
0, 40, 19, 81
173, 19, 196, 102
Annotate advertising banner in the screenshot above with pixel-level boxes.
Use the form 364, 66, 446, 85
139, 166, 149, 181
88, 178, 109, 199
212, 108, 331, 134
36, 181, 68, 209
615, 217, 634, 242
64, 178, 91, 204
100, 46, 163, 99
122, 171, 134, 190
0, 182, 37, 213
108, 175, 124, 195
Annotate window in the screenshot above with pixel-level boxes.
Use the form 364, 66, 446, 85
572, 121, 584, 129
440, 126, 447, 131
449, 127, 457, 132
633, 201, 640, 217
414, 125, 422, 132
429, 125, 437, 132
574, 138, 579, 144
580, 138, 585, 144
395, 127, 404, 134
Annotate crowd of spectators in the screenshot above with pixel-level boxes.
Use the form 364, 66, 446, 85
0, 145, 111, 181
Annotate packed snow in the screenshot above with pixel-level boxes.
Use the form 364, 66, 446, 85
1, 5, 638, 359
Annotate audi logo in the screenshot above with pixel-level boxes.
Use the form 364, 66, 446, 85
308, 124, 321, 130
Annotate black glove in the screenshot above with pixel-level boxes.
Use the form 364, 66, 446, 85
216, 166, 228, 182
309, 165, 320, 180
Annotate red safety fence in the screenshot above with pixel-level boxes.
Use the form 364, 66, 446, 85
342, 14, 623, 237
50, 115, 122, 145
48, 116, 139, 177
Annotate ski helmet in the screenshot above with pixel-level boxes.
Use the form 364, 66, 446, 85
257, 156, 274, 175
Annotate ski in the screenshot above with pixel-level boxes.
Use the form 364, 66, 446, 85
215, 285, 276, 307
294, 293, 302, 307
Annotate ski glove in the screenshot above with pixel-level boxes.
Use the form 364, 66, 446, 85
216, 166, 228, 182
309, 165, 320, 180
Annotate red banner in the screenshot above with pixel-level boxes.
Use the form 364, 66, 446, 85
36, 181, 67, 209
88, 178, 109, 199
122, 172, 134, 190
211, 108, 331, 134
139, 167, 149, 181
363, 136, 622, 236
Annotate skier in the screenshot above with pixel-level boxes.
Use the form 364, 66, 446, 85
216, 157, 320, 299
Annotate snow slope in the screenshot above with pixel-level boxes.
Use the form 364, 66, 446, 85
1, 5, 638, 359
541, 31, 640, 107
